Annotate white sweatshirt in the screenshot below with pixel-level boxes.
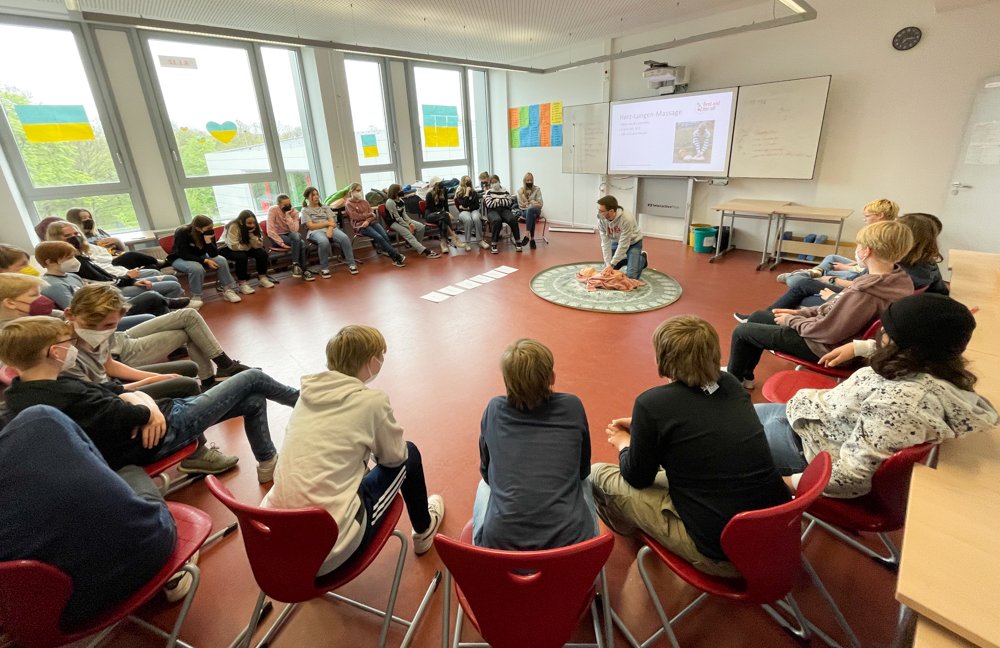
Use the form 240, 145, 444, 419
597, 209, 643, 267
260, 370, 408, 573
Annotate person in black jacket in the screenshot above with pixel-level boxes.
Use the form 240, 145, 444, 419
424, 178, 467, 253
383, 184, 439, 258
166, 215, 242, 308
0, 316, 299, 483
482, 178, 522, 255
455, 175, 488, 249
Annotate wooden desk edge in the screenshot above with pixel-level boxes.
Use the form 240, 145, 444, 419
897, 590, 1000, 648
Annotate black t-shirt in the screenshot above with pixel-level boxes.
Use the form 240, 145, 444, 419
4, 377, 173, 469
619, 372, 791, 560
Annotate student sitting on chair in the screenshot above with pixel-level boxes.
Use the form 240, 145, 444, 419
725, 220, 914, 390
756, 293, 998, 498
261, 325, 445, 575
455, 175, 488, 250
166, 215, 243, 307
776, 198, 899, 286
65, 208, 164, 270
483, 178, 522, 255
0, 316, 298, 480
474, 339, 596, 550
344, 182, 407, 267
590, 316, 791, 577
384, 184, 440, 259
0, 273, 55, 324
0, 243, 41, 276
0, 406, 191, 627
597, 195, 647, 280
301, 185, 358, 278
517, 172, 544, 249
424, 178, 467, 253
266, 194, 315, 280
221, 210, 276, 294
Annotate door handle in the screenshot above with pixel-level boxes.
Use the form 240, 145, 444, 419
951, 182, 972, 195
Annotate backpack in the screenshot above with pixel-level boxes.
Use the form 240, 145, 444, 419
366, 188, 387, 208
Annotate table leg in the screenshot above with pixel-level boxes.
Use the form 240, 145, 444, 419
768, 215, 787, 270
709, 211, 729, 263
756, 214, 774, 271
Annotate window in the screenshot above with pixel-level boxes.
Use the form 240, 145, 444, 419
143, 35, 318, 221
0, 19, 147, 232
344, 57, 398, 189
408, 64, 472, 180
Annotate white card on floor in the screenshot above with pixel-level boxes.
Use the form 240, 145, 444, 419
438, 285, 465, 296
495, 265, 518, 274
483, 269, 507, 279
469, 274, 495, 284
456, 279, 481, 289
420, 291, 450, 303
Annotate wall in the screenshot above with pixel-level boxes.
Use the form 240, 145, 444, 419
503, 0, 1000, 255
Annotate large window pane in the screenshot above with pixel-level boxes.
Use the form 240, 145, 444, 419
261, 47, 317, 196
344, 59, 394, 168
0, 23, 120, 189
412, 66, 466, 163
420, 165, 469, 182
148, 38, 270, 178
34, 193, 139, 232
360, 170, 397, 191
185, 182, 274, 224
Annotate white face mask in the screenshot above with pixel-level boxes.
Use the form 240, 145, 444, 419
364, 356, 383, 384
60, 257, 81, 273
353, 191, 364, 200
74, 326, 115, 348
51, 343, 79, 372
855, 246, 868, 267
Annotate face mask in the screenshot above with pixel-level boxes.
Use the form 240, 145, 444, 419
855, 247, 868, 266
50, 343, 79, 372
364, 356, 383, 384
280, 204, 292, 213
80, 219, 95, 233
18, 265, 40, 277
203, 234, 214, 243
74, 326, 116, 348
13, 295, 55, 316
353, 191, 364, 200
60, 258, 81, 273
67, 235, 83, 250
525, 182, 533, 189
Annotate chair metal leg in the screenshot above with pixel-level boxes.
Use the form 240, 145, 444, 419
82, 625, 117, 648
802, 557, 862, 648
166, 563, 200, 648
763, 596, 813, 641
399, 570, 441, 648
608, 606, 642, 648
889, 604, 917, 648
227, 590, 269, 648
441, 569, 452, 648
600, 568, 614, 648
804, 514, 901, 570
376, 530, 408, 648
256, 602, 298, 648
635, 546, 682, 648
452, 605, 464, 648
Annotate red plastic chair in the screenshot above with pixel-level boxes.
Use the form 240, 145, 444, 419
157, 234, 175, 256
142, 441, 199, 496
0, 502, 210, 648
803, 443, 934, 570
772, 319, 882, 380
612, 452, 860, 648
434, 521, 614, 648
205, 476, 436, 648
762, 370, 839, 403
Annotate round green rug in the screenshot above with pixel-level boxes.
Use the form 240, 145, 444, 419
530, 262, 683, 313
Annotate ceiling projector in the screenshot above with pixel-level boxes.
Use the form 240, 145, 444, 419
643, 60, 689, 94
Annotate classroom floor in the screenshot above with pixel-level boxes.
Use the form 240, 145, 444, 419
98, 231, 903, 648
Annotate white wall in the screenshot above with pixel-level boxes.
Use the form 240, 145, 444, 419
503, 0, 1000, 254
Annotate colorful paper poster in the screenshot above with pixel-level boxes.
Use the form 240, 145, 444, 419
528, 104, 540, 126
551, 102, 563, 125
509, 107, 519, 129
421, 104, 459, 147
540, 126, 551, 147
551, 125, 563, 146
440, 127, 459, 147
520, 127, 529, 146
511, 128, 521, 148
206, 120, 238, 144
540, 102, 551, 126
14, 104, 95, 143
519, 106, 529, 125
361, 133, 379, 158
424, 125, 439, 147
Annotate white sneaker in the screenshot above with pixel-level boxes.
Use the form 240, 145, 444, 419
189, 297, 203, 309
479, 240, 490, 249
412, 494, 445, 555
257, 454, 278, 483
164, 551, 198, 603
258, 276, 275, 288
222, 289, 243, 303
238, 283, 255, 295
721, 366, 755, 390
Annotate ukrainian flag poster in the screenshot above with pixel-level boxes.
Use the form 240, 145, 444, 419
13, 105, 95, 143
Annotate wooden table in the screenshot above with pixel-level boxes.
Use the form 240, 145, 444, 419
118, 230, 160, 251
768, 204, 854, 270
710, 199, 791, 268
895, 249, 1000, 648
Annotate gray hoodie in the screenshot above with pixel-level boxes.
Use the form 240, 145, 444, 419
597, 208, 643, 267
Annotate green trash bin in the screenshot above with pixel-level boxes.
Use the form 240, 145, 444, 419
688, 223, 711, 247
693, 226, 718, 253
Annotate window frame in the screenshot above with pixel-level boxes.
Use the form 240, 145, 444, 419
0, 16, 151, 230
344, 55, 402, 187
405, 61, 474, 181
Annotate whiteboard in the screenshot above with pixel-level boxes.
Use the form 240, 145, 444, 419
729, 76, 831, 179
562, 102, 609, 175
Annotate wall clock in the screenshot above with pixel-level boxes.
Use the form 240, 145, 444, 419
892, 26, 922, 51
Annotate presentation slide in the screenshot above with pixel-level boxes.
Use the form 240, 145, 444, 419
608, 88, 737, 177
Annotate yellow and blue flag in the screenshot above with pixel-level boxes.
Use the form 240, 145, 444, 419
13, 105, 95, 143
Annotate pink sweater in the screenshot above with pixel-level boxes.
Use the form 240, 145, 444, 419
344, 197, 375, 229
267, 205, 301, 244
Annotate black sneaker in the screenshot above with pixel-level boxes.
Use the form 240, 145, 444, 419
490, 244, 499, 254
733, 312, 749, 324
529, 239, 537, 249
520, 236, 529, 246
214, 361, 252, 380
166, 297, 191, 309
392, 257, 406, 268
640, 250, 648, 270
303, 270, 316, 281
167, 346, 189, 361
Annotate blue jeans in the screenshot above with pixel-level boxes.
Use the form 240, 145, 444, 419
118, 314, 155, 330
611, 240, 647, 279
171, 257, 235, 297
360, 223, 403, 262
788, 254, 864, 284
121, 276, 183, 299
755, 403, 808, 475
471, 478, 599, 547
308, 228, 355, 267
154, 369, 299, 463
279, 232, 307, 268
523, 206, 541, 238
768, 278, 843, 310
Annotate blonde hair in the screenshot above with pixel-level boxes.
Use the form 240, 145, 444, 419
0, 316, 72, 370
326, 325, 386, 376
34, 241, 77, 266
856, 220, 914, 263
456, 175, 474, 198
0, 273, 46, 303
68, 284, 129, 327
44, 220, 90, 254
501, 339, 554, 411
652, 316, 721, 387
863, 199, 899, 222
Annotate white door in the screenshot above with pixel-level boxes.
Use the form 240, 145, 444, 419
941, 75, 1000, 271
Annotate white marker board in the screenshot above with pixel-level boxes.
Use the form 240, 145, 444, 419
730, 76, 831, 179
562, 102, 609, 175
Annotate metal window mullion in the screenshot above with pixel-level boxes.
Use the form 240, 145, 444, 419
289, 46, 323, 193
137, 31, 189, 183
250, 42, 286, 192
178, 172, 275, 189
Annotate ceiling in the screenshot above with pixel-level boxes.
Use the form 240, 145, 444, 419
6, 0, 787, 69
